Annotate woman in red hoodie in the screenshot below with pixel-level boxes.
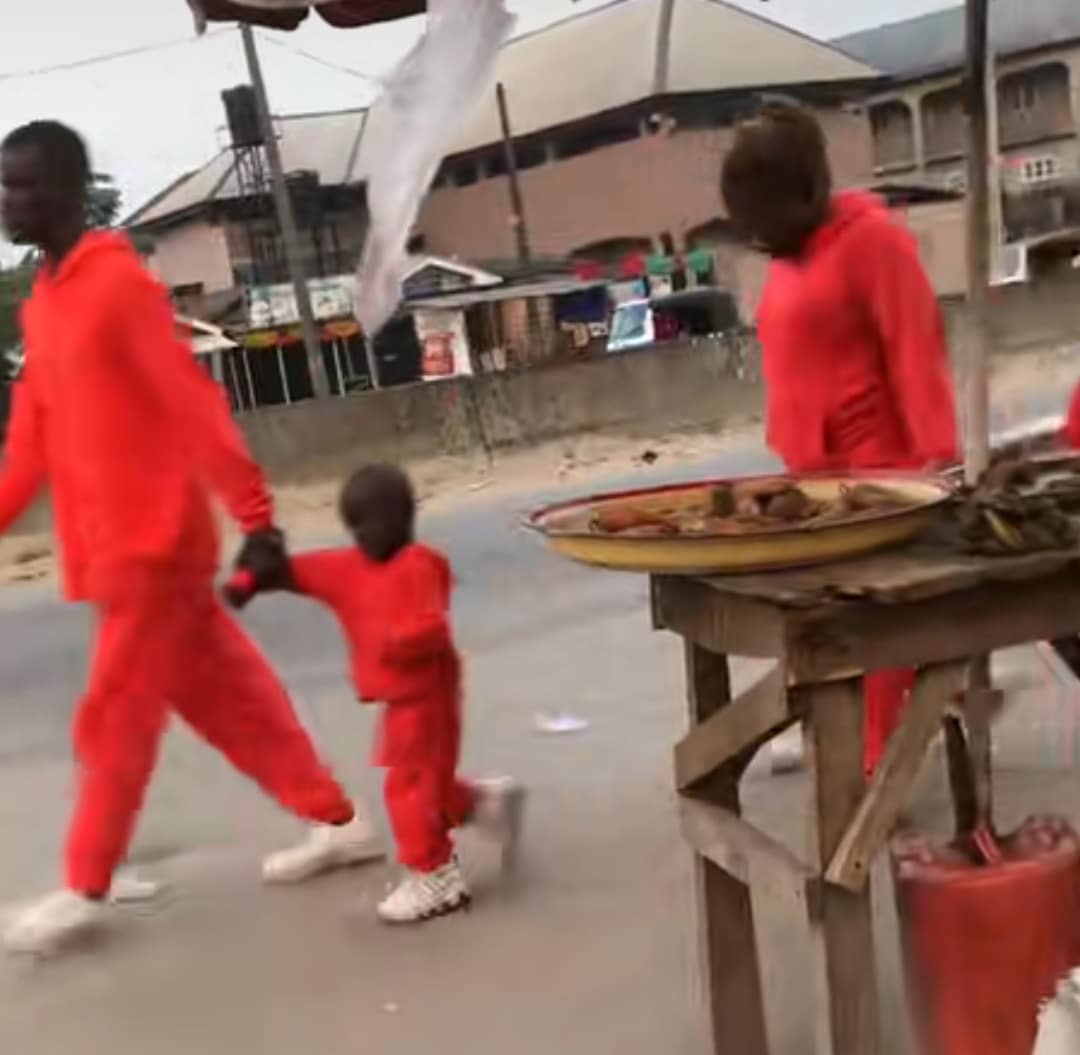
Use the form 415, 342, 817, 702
721, 103, 958, 776
0, 122, 376, 954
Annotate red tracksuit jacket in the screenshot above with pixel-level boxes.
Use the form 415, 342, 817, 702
290, 543, 462, 768
0, 232, 272, 599
757, 190, 958, 473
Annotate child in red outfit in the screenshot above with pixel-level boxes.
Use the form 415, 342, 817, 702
233, 465, 524, 923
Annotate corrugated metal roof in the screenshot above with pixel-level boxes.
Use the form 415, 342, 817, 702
445, 0, 878, 154
833, 0, 1080, 82
410, 277, 606, 310
127, 108, 368, 228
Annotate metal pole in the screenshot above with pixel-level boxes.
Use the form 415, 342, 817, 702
987, 48, 1005, 261
242, 347, 256, 409
333, 338, 348, 396
963, 0, 996, 836
496, 82, 532, 266
240, 24, 330, 399
277, 344, 291, 405
963, 0, 991, 484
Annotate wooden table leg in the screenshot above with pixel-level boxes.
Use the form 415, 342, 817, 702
684, 642, 770, 1055
805, 678, 880, 1055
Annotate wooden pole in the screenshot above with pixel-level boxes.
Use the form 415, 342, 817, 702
496, 81, 533, 266
963, 0, 991, 484
240, 24, 331, 400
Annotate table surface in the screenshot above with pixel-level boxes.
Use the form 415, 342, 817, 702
691, 543, 1080, 610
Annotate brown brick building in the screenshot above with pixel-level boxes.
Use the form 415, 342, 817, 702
416, 0, 880, 314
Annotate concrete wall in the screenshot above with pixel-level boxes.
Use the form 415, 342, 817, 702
943, 274, 1080, 353
238, 335, 763, 484
148, 221, 234, 294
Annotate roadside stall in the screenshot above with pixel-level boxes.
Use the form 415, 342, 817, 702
529, 2, 1080, 1053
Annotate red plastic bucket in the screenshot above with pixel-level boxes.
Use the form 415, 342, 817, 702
894, 816, 1080, 1055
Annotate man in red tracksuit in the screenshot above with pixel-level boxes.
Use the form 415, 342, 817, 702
722, 103, 958, 776
232, 463, 524, 923
0, 121, 377, 954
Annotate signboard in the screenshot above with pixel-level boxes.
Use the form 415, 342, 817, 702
247, 274, 355, 329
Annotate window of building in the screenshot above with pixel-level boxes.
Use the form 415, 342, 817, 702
922, 87, 965, 160
998, 63, 1073, 146
870, 99, 915, 170
553, 118, 640, 160
1019, 155, 1060, 184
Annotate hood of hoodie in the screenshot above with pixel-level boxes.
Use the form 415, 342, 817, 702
39, 229, 140, 290
803, 190, 888, 259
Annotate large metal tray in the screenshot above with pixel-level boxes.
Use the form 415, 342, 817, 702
527, 473, 952, 575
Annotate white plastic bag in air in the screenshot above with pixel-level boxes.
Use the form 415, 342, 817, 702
354, 0, 515, 340
1033, 970, 1080, 1054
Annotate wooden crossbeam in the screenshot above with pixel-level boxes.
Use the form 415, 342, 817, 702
679, 797, 815, 892
825, 661, 969, 892
675, 666, 796, 791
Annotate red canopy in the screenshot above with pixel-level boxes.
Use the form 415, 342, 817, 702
189, 0, 425, 31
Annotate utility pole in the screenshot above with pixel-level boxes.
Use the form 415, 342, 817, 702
986, 48, 1005, 261
240, 24, 330, 399
496, 81, 532, 266
963, 0, 991, 483
962, 0, 996, 841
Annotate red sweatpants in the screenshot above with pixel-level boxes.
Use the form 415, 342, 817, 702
377, 685, 475, 873
864, 668, 916, 777
384, 765, 476, 873
65, 572, 353, 895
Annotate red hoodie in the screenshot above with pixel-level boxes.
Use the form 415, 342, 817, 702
757, 191, 958, 473
0, 232, 273, 600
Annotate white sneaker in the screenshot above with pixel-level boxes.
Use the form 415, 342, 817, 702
262, 816, 384, 885
4, 890, 107, 955
109, 872, 163, 905
473, 777, 526, 874
377, 859, 470, 924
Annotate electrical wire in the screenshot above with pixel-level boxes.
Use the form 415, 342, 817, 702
253, 31, 383, 86
0, 28, 233, 82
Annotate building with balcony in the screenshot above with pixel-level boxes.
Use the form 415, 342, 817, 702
836, 0, 1080, 244
416, 0, 880, 316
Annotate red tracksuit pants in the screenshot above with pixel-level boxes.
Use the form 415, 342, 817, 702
377, 690, 476, 873
864, 668, 915, 777
66, 573, 353, 895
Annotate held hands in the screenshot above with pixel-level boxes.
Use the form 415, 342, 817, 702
224, 527, 292, 609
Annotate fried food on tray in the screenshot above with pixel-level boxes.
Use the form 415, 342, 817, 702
588, 479, 915, 537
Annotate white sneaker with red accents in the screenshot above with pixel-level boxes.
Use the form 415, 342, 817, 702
473, 777, 526, 875
262, 815, 384, 885
377, 858, 470, 924
4, 890, 107, 955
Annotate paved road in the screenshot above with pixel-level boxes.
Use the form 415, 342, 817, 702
1, 416, 1079, 1055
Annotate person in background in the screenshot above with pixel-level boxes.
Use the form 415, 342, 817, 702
721, 103, 958, 777
230, 464, 525, 923
0, 121, 379, 954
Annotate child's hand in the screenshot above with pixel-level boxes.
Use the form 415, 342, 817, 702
226, 527, 292, 608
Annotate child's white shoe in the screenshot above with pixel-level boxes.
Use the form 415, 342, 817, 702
377, 859, 470, 924
4, 890, 107, 955
473, 777, 526, 874
262, 815, 383, 884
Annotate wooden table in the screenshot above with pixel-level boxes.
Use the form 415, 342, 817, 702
651, 544, 1080, 1055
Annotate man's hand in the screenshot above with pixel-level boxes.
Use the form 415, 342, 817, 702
225, 527, 292, 608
